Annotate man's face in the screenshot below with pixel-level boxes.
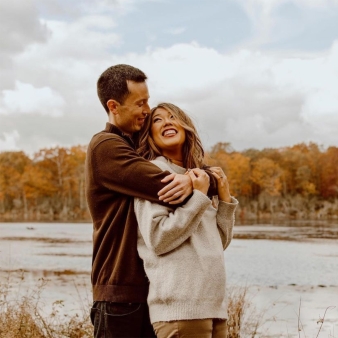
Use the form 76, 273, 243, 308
115, 81, 150, 135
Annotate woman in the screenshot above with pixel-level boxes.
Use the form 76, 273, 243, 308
135, 103, 238, 338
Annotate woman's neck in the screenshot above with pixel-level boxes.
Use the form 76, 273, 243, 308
168, 158, 184, 166
162, 150, 184, 167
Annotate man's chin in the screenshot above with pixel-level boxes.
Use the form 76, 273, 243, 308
136, 124, 145, 131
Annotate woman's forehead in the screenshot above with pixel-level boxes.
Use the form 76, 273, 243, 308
152, 107, 171, 117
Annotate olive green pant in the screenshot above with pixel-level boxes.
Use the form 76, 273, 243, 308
153, 319, 227, 338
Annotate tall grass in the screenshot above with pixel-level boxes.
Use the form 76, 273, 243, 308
227, 286, 263, 337
0, 272, 93, 338
0, 273, 259, 337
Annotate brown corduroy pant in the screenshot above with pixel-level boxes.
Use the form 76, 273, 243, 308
153, 319, 227, 338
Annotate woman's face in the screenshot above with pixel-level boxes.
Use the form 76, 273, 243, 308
150, 107, 186, 154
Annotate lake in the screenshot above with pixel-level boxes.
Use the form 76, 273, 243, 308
1, 221, 337, 337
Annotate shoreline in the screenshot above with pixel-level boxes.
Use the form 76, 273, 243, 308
245, 284, 338, 337
1, 270, 337, 337
1, 222, 337, 337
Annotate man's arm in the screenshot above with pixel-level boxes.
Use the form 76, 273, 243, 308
158, 167, 218, 203
90, 136, 192, 205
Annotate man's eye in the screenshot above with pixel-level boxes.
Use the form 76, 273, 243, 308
170, 115, 175, 119
138, 102, 143, 107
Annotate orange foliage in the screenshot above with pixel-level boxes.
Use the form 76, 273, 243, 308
208, 142, 337, 200
0, 146, 88, 221
0, 142, 337, 221
251, 158, 282, 196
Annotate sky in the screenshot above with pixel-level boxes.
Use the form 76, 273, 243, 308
1, 0, 338, 154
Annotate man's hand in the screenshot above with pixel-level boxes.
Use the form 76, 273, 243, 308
158, 173, 193, 204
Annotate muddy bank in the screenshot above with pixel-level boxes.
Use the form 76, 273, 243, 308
233, 224, 338, 241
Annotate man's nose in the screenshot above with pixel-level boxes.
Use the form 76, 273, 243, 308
143, 103, 150, 114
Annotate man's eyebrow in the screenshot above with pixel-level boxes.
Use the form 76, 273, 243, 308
135, 98, 148, 103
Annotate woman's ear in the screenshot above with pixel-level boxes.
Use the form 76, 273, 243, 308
107, 99, 119, 115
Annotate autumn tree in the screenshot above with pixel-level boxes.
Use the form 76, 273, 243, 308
0, 151, 31, 215
250, 158, 282, 196
319, 146, 338, 198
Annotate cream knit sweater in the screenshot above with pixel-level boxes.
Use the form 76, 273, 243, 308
134, 157, 238, 324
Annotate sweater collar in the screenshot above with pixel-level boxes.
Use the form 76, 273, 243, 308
104, 122, 140, 148
155, 156, 186, 174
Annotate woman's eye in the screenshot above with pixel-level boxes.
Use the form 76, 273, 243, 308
170, 115, 175, 119
153, 118, 161, 123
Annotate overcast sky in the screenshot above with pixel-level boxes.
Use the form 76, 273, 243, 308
1, 0, 338, 154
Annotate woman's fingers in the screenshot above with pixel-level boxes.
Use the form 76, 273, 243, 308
190, 168, 208, 178
210, 167, 226, 180
187, 168, 209, 194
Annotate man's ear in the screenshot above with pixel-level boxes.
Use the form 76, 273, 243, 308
107, 99, 119, 115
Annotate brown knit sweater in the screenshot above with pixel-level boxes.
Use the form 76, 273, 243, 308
85, 123, 174, 303
85, 122, 218, 303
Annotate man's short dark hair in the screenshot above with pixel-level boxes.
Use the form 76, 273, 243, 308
97, 64, 147, 113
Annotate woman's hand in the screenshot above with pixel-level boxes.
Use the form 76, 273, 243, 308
186, 168, 210, 195
209, 167, 231, 202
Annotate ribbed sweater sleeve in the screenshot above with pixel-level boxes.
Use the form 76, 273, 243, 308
134, 190, 211, 256
216, 197, 239, 250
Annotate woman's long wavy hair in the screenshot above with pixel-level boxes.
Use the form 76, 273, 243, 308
137, 103, 205, 169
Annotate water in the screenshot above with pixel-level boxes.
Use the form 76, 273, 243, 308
225, 239, 338, 286
1, 222, 337, 286
1, 222, 338, 337
0, 222, 92, 273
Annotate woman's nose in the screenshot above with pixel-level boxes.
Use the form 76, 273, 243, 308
163, 117, 173, 125
164, 121, 173, 127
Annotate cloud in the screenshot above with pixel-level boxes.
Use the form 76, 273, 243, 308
0, 0, 337, 154
166, 27, 186, 35
139, 42, 338, 150
1, 40, 338, 152
236, 0, 338, 48
0, 0, 49, 55
0, 112, 106, 155
0, 130, 20, 152
0, 0, 50, 90
2, 81, 65, 116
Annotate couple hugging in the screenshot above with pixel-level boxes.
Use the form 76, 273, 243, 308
85, 64, 238, 338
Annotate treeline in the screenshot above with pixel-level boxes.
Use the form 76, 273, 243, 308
207, 142, 338, 220
0, 146, 88, 222
0, 142, 337, 222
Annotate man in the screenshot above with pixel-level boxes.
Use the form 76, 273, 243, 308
86, 64, 216, 337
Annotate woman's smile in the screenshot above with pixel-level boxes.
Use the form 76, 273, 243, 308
162, 128, 178, 137
151, 108, 185, 149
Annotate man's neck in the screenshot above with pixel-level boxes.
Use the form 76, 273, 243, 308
108, 120, 132, 138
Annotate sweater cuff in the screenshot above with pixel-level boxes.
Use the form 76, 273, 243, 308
220, 196, 238, 206
192, 189, 213, 205
218, 196, 238, 216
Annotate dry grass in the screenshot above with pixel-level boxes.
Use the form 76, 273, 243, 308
226, 286, 263, 337
0, 273, 258, 338
0, 272, 93, 338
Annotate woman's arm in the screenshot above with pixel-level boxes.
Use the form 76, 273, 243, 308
209, 166, 238, 249
135, 189, 211, 255
135, 167, 211, 256
215, 197, 239, 250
